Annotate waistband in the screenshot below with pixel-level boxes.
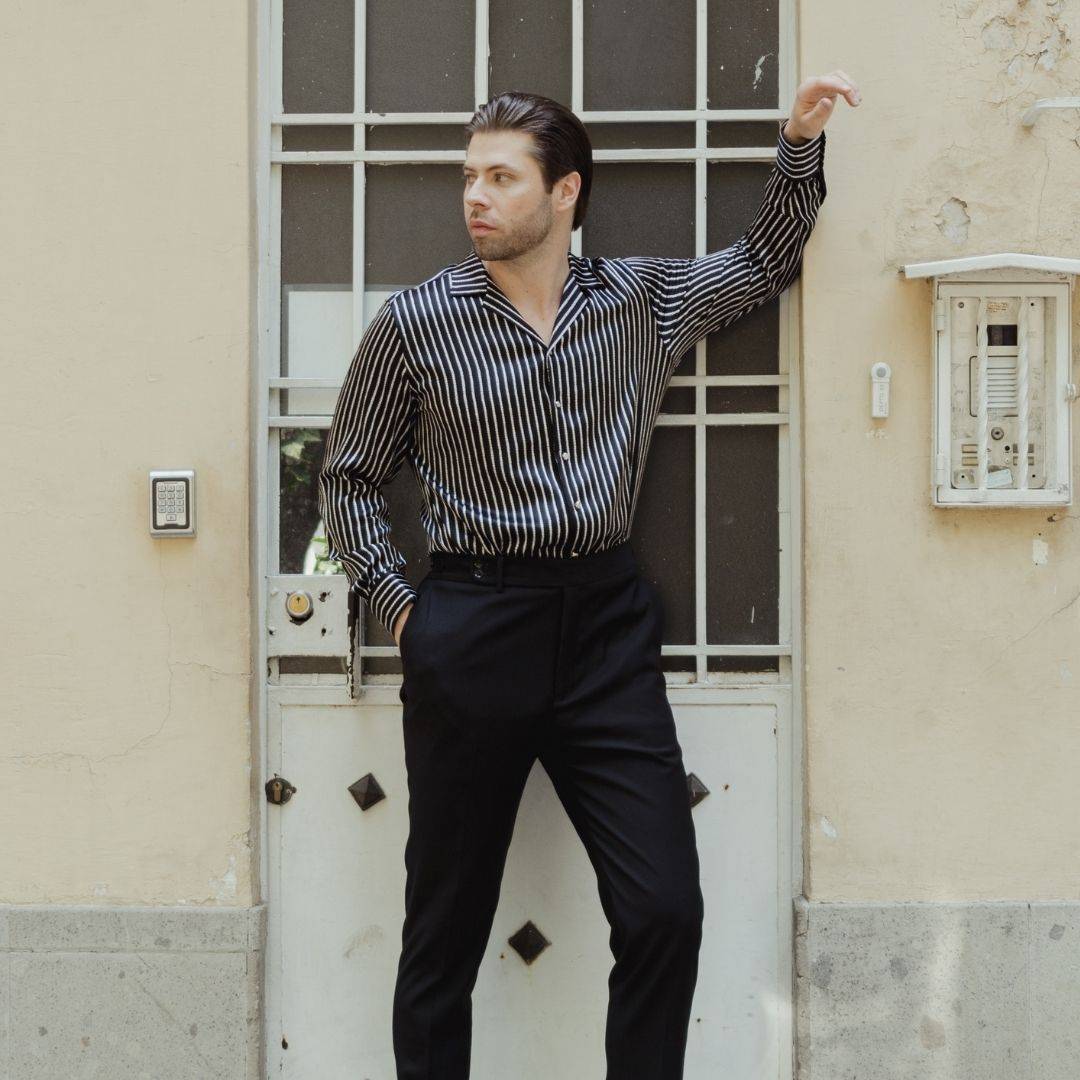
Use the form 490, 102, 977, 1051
428, 542, 637, 589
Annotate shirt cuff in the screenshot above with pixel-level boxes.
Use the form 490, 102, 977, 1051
368, 570, 419, 640
775, 118, 826, 181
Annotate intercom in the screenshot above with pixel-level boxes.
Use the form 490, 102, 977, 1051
901, 254, 1079, 507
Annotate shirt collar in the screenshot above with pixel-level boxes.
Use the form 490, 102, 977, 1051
448, 247, 608, 296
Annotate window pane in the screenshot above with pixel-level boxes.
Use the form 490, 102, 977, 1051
584, 0, 696, 110
281, 165, 352, 287
366, 0, 474, 113
661, 387, 695, 414
705, 385, 779, 413
282, 126, 353, 152
706, 159, 774, 249
587, 123, 697, 150
704, 425, 779, 648
282, 287, 392, 419
365, 164, 471, 285
282, 0, 354, 114
706, 121, 786, 148
669, 159, 780, 377
280, 428, 336, 578
490, 0, 571, 106
366, 125, 466, 152
583, 163, 694, 257
706, 299, 781, 377
278, 427, 429, 663
706, 1, 780, 110
632, 425, 695, 655
280, 164, 353, 416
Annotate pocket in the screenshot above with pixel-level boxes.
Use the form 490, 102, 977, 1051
639, 573, 666, 642
399, 579, 432, 663
398, 596, 421, 661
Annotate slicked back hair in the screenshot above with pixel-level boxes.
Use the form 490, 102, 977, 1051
464, 91, 593, 232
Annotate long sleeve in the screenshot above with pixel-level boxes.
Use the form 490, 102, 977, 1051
317, 296, 419, 639
619, 118, 827, 362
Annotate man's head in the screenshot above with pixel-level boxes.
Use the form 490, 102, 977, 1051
462, 91, 593, 261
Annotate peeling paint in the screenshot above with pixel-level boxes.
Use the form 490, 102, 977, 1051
1032, 536, 1050, 564
936, 197, 971, 244
344, 923, 386, 959
820, 815, 838, 839
208, 852, 238, 901
752, 52, 774, 90
977, 3, 1072, 81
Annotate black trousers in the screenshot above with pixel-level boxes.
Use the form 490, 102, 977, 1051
393, 541, 704, 1080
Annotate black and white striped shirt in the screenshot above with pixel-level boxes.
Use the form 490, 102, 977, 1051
318, 119, 826, 638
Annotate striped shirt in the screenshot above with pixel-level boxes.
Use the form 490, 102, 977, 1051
318, 118, 827, 639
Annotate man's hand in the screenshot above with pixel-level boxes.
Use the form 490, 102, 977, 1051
783, 70, 861, 144
393, 601, 414, 649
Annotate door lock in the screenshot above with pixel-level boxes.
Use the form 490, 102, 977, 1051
265, 775, 297, 805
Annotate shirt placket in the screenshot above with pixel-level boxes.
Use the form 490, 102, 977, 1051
540, 336, 583, 558
482, 272, 591, 558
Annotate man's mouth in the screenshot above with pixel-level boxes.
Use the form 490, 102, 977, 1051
470, 220, 495, 232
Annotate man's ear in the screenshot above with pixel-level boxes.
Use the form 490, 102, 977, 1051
557, 171, 581, 213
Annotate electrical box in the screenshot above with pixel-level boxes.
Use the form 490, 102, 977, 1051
902, 253, 1080, 507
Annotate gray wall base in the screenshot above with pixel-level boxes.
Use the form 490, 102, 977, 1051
794, 896, 1079, 1080
0, 903, 266, 1080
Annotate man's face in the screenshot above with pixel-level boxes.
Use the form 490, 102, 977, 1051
462, 130, 574, 260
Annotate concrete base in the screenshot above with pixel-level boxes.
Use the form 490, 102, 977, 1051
0, 903, 266, 1079
794, 896, 1080, 1080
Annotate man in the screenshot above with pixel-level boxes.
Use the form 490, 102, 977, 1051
319, 73, 859, 1080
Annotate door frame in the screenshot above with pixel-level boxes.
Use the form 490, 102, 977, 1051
252, 0, 808, 1074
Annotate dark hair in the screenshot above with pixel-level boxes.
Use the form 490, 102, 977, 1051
464, 91, 593, 232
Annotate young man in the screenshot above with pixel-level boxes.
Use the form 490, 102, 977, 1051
319, 73, 859, 1080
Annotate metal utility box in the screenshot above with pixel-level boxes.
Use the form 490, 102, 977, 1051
902, 253, 1079, 507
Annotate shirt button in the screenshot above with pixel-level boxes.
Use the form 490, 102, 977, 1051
561, 450, 569, 459
574, 499, 582, 509
554, 399, 562, 407
571, 550, 579, 557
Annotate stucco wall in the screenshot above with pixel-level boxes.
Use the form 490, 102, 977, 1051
0, 2, 256, 905
801, 0, 1080, 899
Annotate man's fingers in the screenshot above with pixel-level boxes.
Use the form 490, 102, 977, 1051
806, 73, 861, 106
828, 70, 861, 104
832, 69, 862, 104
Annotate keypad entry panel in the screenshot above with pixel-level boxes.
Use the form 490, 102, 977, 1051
149, 469, 196, 537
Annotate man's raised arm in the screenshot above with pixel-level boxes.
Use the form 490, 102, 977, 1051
317, 296, 419, 640
618, 119, 826, 362
618, 72, 860, 363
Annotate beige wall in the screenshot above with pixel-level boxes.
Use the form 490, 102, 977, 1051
0, 2, 256, 904
801, 1, 1080, 898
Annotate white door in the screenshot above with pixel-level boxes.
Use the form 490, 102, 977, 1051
259, 0, 805, 1075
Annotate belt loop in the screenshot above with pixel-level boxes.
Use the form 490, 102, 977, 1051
496, 554, 505, 592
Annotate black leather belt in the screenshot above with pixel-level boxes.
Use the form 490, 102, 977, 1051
428, 542, 637, 590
